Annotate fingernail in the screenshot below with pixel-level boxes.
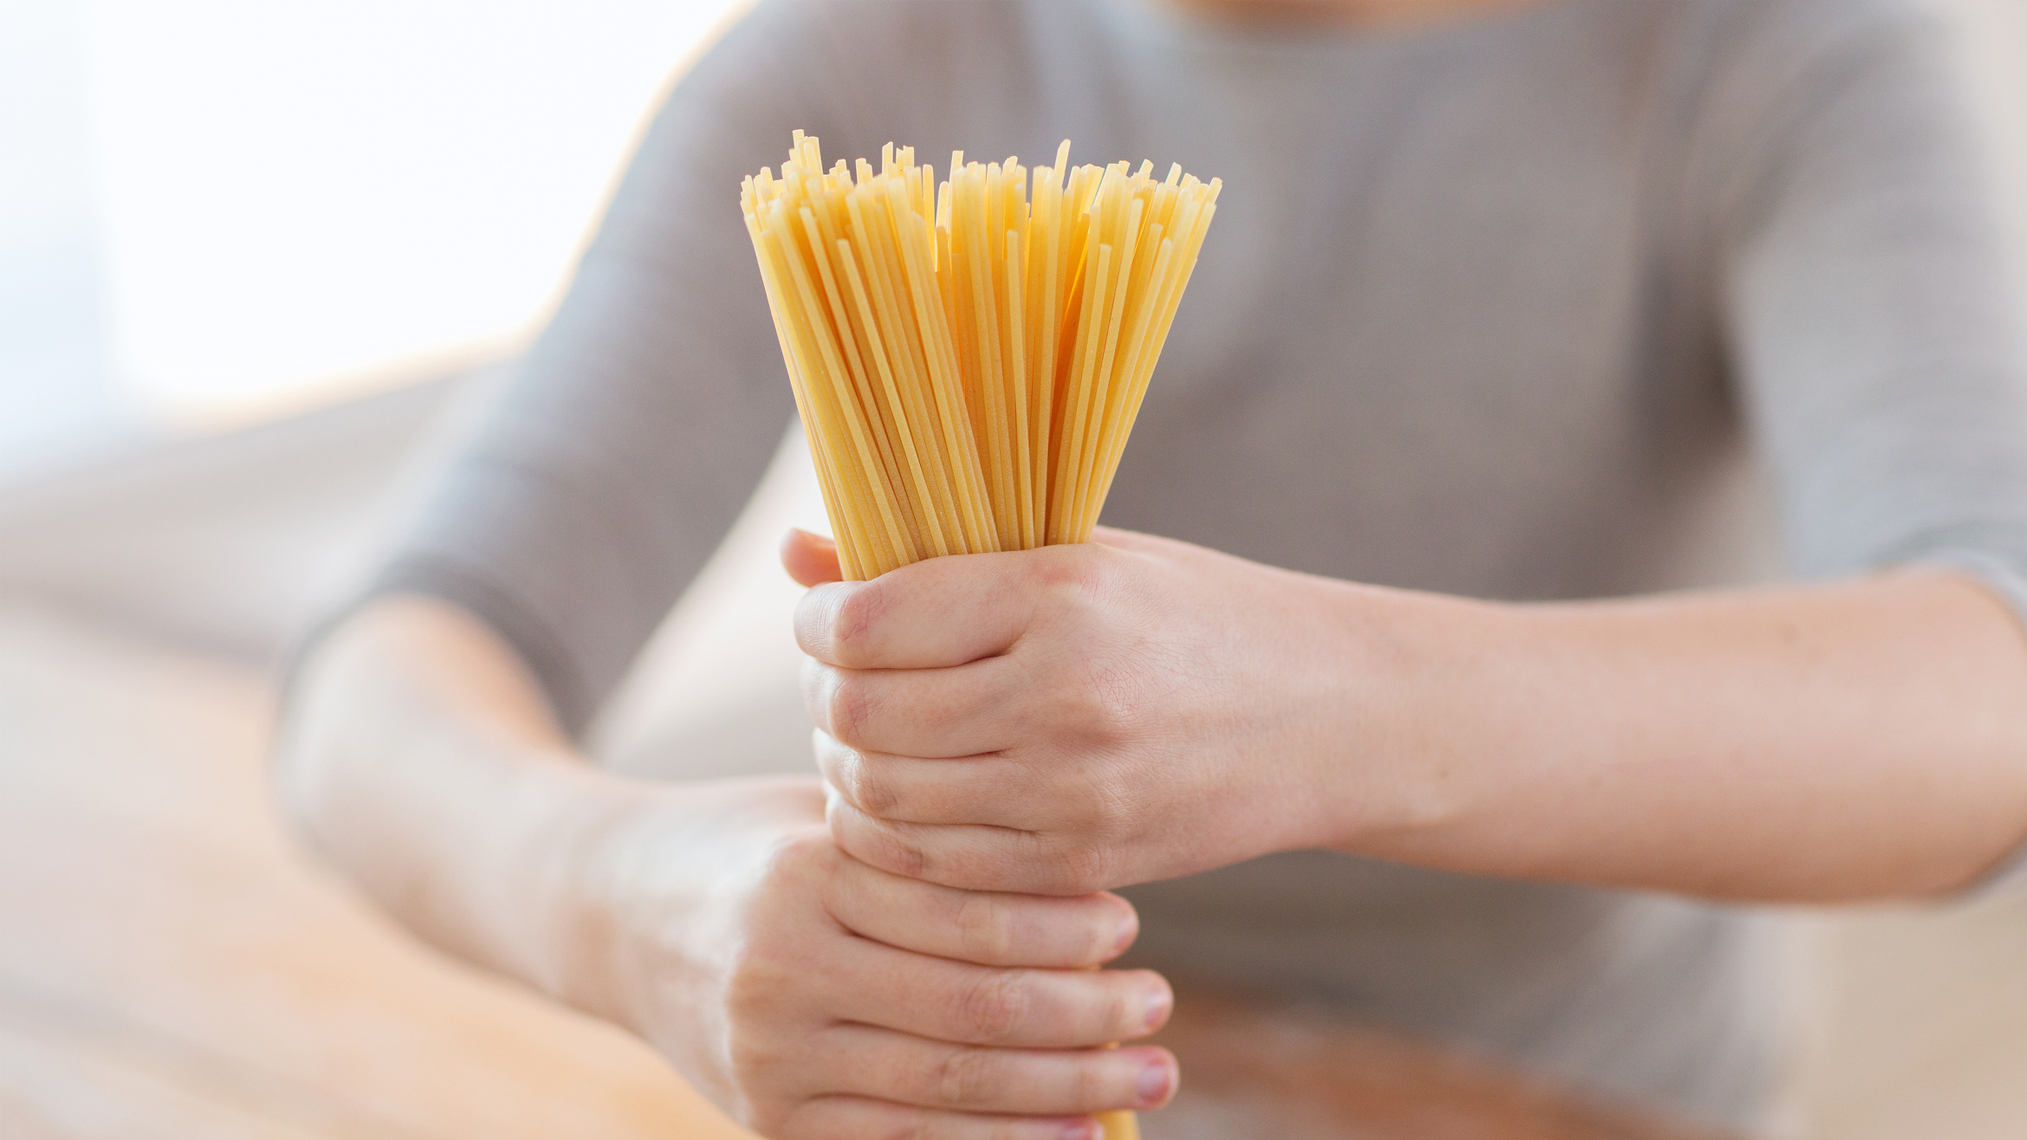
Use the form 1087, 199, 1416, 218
1060, 1121, 1100, 1140
1110, 909, 1139, 958
1145, 986, 1173, 1033
1136, 1060, 1176, 1107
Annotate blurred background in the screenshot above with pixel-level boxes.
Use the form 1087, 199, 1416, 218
2, 0, 2026, 1136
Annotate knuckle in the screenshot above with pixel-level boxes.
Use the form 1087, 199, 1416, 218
1063, 1051, 1108, 1110
722, 942, 791, 1024
770, 1103, 818, 1140
1035, 542, 1114, 598
746, 830, 840, 933
953, 891, 1016, 962
775, 1101, 863, 1140
848, 757, 900, 816
826, 675, 873, 746
815, 1104, 926, 1140
887, 834, 929, 879
933, 1045, 1004, 1107
830, 583, 888, 666
759, 828, 838, 892
855, 815, 932, 880
720, 1017, 794, 1113
1047, 657, 1135, 745
1048, 840, 1112, 896
1087, 779, 1138, 837
839, 809, 928, 880
956, 969, 1031, 1041
1098, 978, 1137, 1040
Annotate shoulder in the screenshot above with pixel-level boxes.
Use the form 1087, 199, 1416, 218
1702, 0, 1942, 44
1674, 0, 1957, 114
1644, 0, 1978, 213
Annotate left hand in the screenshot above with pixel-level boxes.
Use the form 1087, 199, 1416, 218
783, 526, 1367, 896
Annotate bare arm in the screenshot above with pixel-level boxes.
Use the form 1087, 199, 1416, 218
794, 529, 2027, 903
276, 596, 630, 1006
277, 595, 1177, 1140
1346, 564, 2027, 900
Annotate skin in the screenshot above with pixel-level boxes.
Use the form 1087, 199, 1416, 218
273, 0, 2027, 1136
785, 528, 2027, 904
278, 530, 2027, 1140
281, 595, 1177, 1140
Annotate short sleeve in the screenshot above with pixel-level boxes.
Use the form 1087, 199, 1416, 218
1714, 3, 2027, 890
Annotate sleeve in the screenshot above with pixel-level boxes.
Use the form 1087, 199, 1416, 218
1713, 4, 2027, 891
359, 0, 871, 735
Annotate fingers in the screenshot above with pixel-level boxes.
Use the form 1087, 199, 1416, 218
781, 1096, 1108, 1140
822, 847, 1136, 968
816, 731, 1036, 827
811, 1027, 1177, 1116
782, 528, 846, 587
829, 794, 1103, 896
803, 654, 1032, 758
795, 545, 1076, 669
829, 933, 1172, 1049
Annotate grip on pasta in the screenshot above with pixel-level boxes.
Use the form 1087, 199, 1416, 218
744, 134, 1216, 1137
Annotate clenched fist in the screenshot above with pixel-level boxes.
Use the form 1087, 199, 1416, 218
575, 777, 1178, 1139
784, 527, 1367, 897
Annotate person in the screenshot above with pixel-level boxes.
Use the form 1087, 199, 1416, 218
276, 0, 2027, 1136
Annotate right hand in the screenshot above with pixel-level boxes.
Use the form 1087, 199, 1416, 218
565, 775, 1178, 1140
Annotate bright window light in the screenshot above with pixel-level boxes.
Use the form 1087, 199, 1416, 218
84, 0, 748, 423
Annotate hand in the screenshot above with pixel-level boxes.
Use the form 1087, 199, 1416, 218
784, 527, 1362, 896
570, 775, 1178, 1139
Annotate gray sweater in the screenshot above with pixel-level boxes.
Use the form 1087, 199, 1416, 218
367, 0, 2027, 1126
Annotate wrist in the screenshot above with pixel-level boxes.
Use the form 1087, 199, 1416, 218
511, 759, 653, 1021
1296, 578, 1519, 858
539, 776, 828, 1034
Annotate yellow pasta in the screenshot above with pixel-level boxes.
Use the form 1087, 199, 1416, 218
746, 138, 1219, 1136
742, 132, 1220, 581
744, 134, 1218, 1140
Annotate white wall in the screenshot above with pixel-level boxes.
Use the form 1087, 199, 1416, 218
81, 0, 749, 422
0, 0, 748, 451
0, 0, 117, 468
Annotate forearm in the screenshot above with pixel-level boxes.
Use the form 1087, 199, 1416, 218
280, 592, 1179, 1135
275, 595, 631, 1007
1337, 570, 2027, 901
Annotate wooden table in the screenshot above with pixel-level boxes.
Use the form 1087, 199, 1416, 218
0, 601, 1738, 1139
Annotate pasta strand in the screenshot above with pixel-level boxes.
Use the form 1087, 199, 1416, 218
742, 134, 1217, 579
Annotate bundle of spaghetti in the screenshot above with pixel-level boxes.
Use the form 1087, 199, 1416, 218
741, 132, 1220, 580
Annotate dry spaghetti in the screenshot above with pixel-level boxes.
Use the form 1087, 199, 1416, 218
742, 132, 1220, 580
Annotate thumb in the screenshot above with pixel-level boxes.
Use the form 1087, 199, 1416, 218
781, 527, 845, 586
